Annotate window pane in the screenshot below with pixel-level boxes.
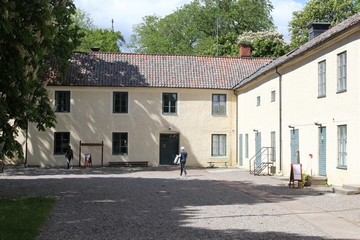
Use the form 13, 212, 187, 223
337, 52, 347, 92
163, 93, 177, 114
54, 132, 70, 155
55, 91, 70, 112
113, 132, 128, 155
212, 94, 226, 115
338, 125, 347, 167
113, 92, 128, 113
212, 134, 226, 156
318, 61, 326, 97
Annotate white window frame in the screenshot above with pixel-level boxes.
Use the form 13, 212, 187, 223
337, 125, 347, 168
318, 60, 326, 97
212, 134, 226, 157
337, 51, 347, 93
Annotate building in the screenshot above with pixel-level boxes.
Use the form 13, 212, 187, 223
24, 13, 360, 186
25, 51, 271, 168
234, 13, 360, 186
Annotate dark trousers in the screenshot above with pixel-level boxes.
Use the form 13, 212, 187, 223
67, 158, 72, 169
180, 161, 187, 176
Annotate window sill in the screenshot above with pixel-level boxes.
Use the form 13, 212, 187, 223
317, 95, 326, 99
337, 165, 347, 170
336, 90, 347, 94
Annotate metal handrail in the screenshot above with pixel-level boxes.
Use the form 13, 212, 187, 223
249, 147, 274, 174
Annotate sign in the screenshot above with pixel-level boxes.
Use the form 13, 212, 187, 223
85, 153, 92, 167
289, 163, 302, 188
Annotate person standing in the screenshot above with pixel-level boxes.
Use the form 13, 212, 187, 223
179, 146, 188, 177
65, 146, 73, 170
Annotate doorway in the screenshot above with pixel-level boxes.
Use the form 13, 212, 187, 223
255, 132, 261, 167
159, 133, 179, 165
319, 127, 327, 176
290, 129, 299, 164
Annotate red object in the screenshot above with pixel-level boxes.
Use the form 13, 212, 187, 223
309, 154, 313, 158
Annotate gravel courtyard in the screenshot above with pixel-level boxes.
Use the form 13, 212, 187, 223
0, 166, 359, 240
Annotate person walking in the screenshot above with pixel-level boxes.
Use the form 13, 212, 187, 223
65, 146, 73, 170
179, 146, 188, 177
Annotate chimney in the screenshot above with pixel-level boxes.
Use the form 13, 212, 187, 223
239, 44, 251, 57
307, 22, 331, 40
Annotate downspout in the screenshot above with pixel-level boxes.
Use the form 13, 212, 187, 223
276, 67, 283, 172
234, 90, 239, 167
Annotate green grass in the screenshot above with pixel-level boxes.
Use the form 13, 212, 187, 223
0, 196, 55, 240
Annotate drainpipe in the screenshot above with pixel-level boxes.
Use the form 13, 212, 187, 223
234, 90, 239, 167
276, 67, 282, 172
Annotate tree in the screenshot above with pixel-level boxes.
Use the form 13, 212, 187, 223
237, 31, 290, 57
72, 9, 125, 52
289, 0, 360, 48
0, 0, 80, 160
129, 0, 275, 56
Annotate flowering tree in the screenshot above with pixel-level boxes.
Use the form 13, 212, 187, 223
0, 0, 80, 159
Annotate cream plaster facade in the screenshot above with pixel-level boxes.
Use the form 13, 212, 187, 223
26, 87, 236, 168
235, 22, 360, 186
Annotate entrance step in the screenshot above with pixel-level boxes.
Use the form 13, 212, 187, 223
311, 176, 327, 186
333, 184, 360, 195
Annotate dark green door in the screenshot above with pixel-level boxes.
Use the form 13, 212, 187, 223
160, 134, 179, 165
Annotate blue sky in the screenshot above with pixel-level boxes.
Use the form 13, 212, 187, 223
73, 0, 310, 51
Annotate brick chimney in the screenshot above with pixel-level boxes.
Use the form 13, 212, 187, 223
239, 44, 251, 57
307, 22, 331, 40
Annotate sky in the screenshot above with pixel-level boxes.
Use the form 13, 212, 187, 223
73, 0, 310, 52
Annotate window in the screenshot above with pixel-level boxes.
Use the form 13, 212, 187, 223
54, 132, 70, 155
113, 132, 128, 155
113, 92, 128, 113
256, 96, 261, 106
337, 52, 347, 92
212, 134, 226, 156
55, 91, 70, 112
162, 93, 177, 114
212, 94, 226, 115
338, 125, 347, 168
271, 131, 276, 161
245, 134, 249, 158
271, 90, 276, 102
318, 60, 326, 97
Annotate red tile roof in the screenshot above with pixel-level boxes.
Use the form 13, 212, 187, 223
51, 52, 272, 90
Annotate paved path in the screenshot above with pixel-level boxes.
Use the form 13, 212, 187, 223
0, 166, 359, 239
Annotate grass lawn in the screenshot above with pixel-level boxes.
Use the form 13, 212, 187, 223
0, 196, 55, 240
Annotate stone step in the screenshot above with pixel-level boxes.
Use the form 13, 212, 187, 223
343, 184, 360, 191
333, 185, 360, 195
311, 176, 327, 186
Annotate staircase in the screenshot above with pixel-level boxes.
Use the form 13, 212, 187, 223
249, 147, 274, 175
333, 184, 360, 195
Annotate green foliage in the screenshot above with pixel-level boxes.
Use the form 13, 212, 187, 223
76, 29, 124, 52
0, 197, 55, 240
73, 9, 125, 52
0, 0, 79, 159
289, 0, 360, 48
130, 0, 275, 56
237, 31, 290, 57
